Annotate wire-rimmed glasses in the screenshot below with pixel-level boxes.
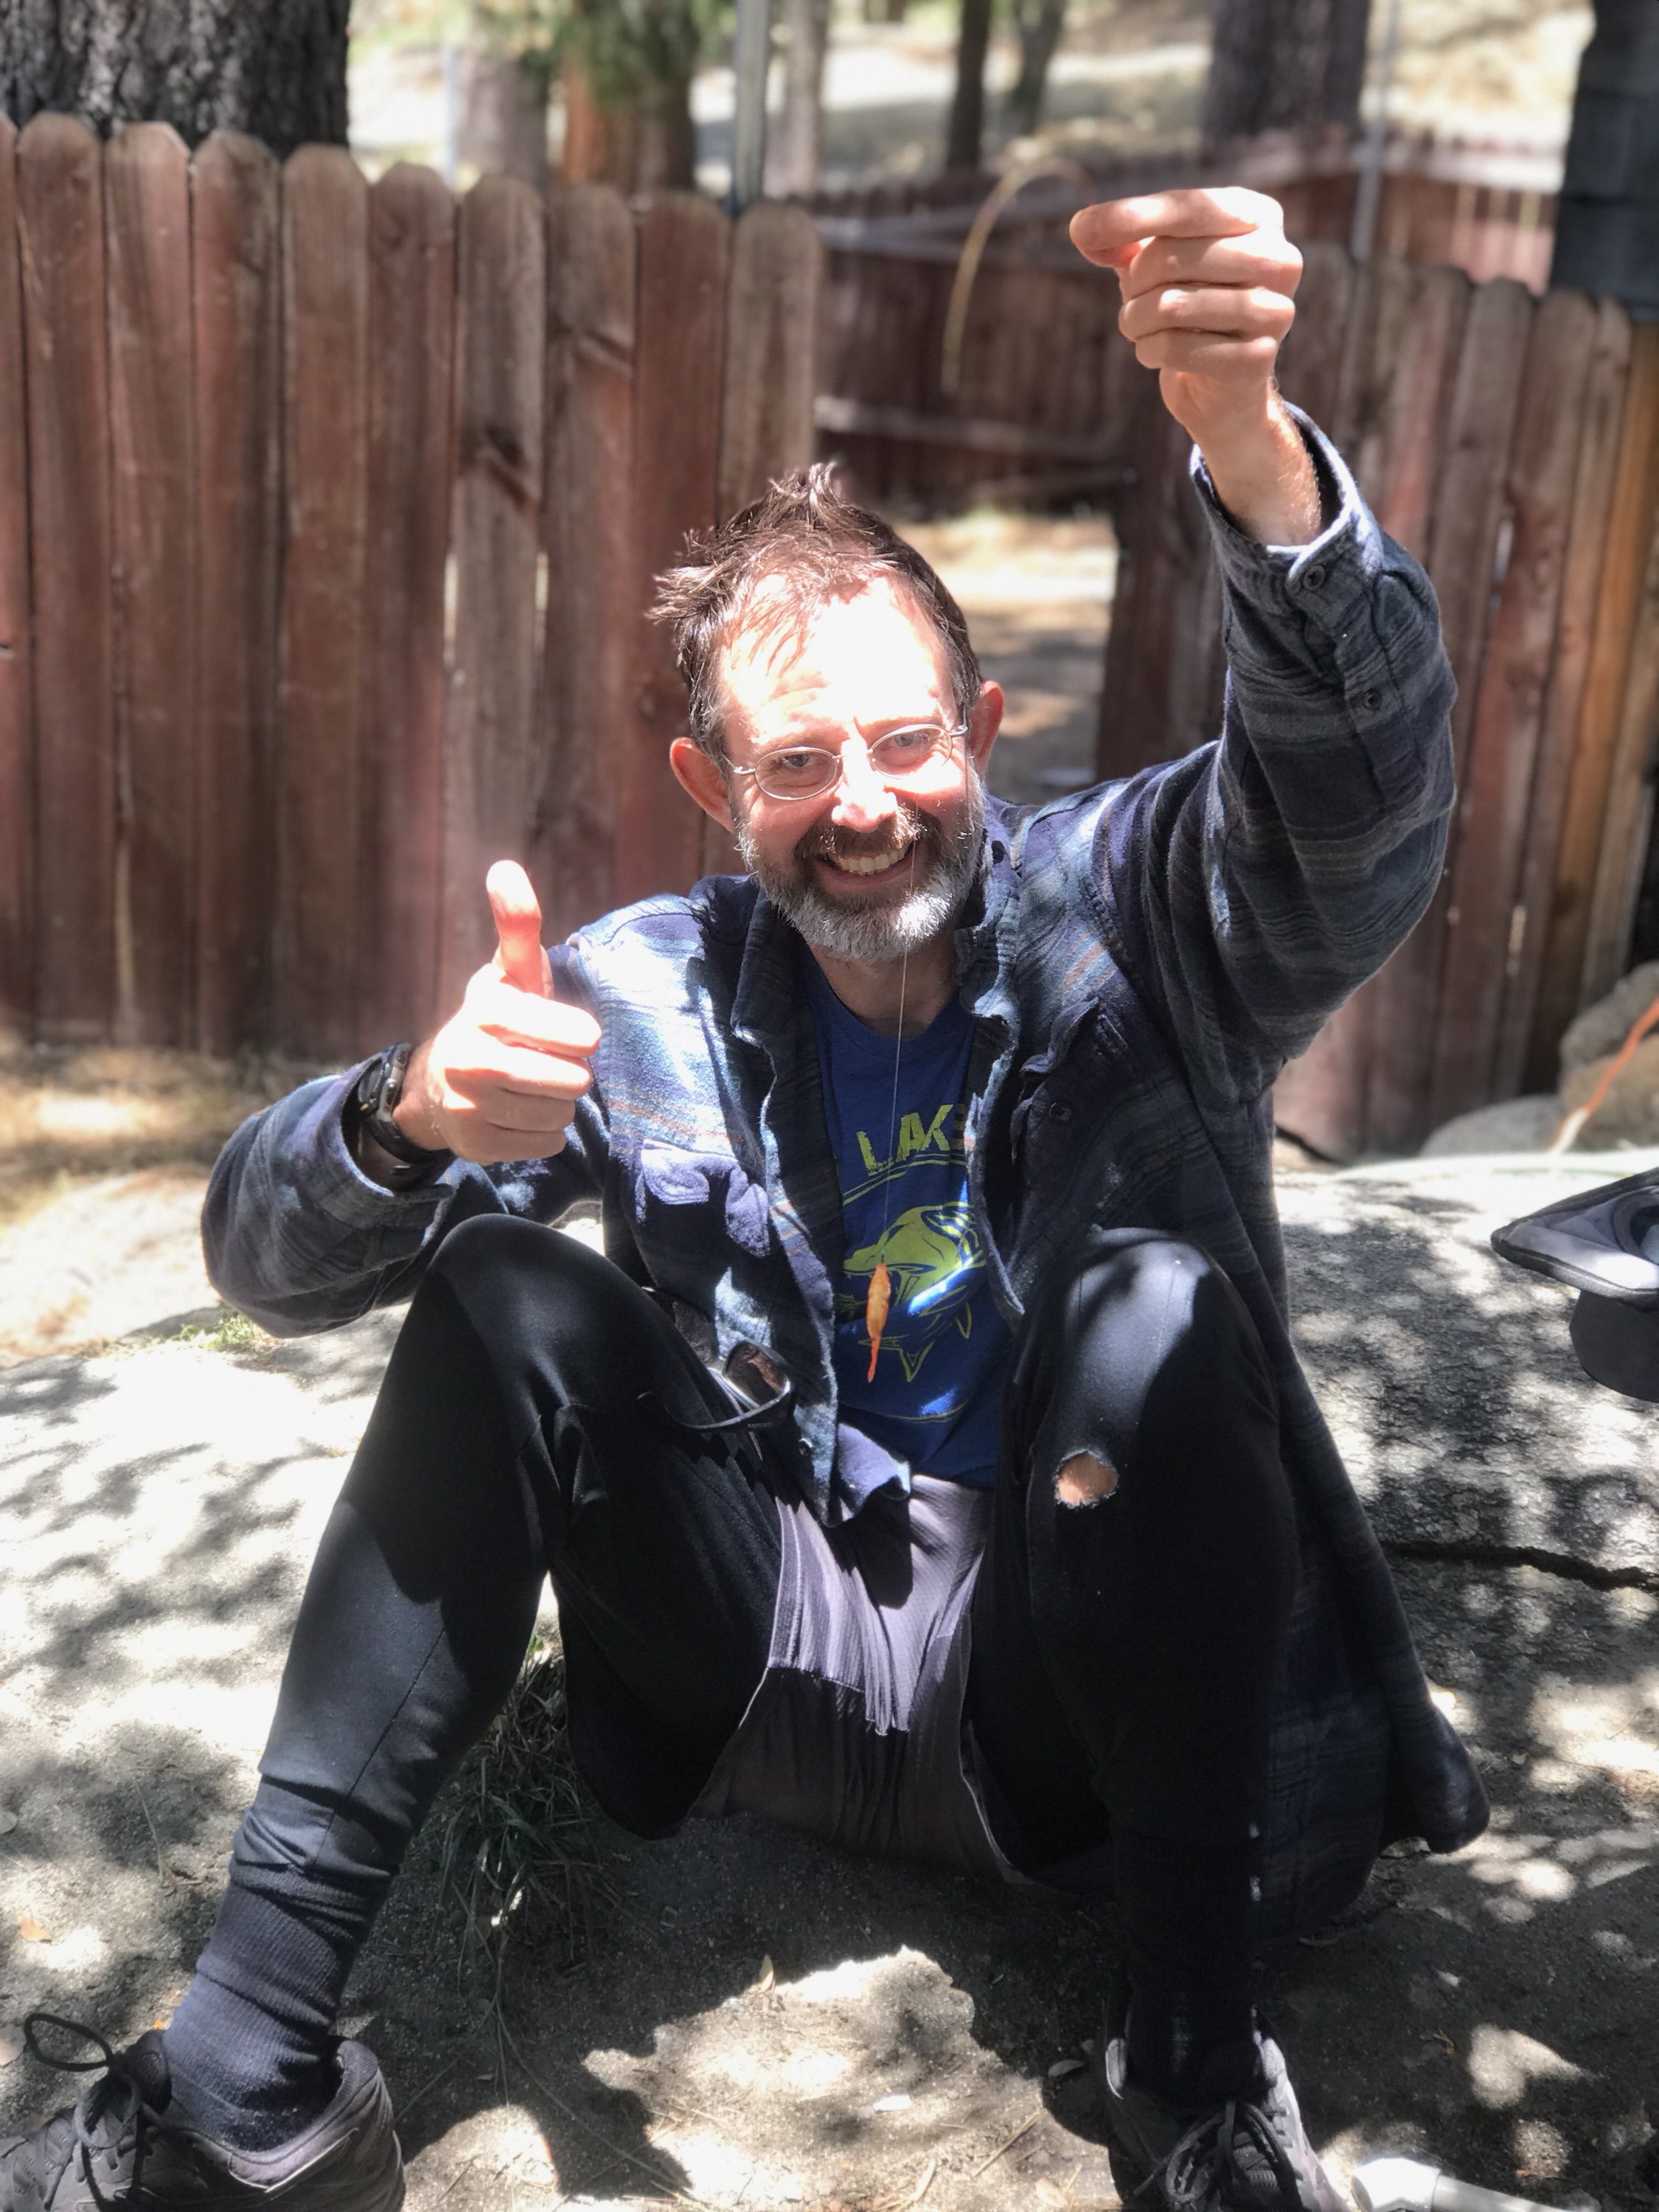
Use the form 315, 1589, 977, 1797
728, 720, 967, 804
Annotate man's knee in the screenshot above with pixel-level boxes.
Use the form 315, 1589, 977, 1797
1055, 1450, 1119, 1506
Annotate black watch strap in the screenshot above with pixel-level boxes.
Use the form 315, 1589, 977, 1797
355, 1043, 450, 1175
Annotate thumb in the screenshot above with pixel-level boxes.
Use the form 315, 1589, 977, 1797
486, 860, 549, 998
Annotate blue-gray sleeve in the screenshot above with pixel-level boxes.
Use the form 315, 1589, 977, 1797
1100, 406, 1455, 1108
204, 955, 603, 1333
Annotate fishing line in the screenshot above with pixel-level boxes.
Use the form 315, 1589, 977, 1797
863, 836, 919, 1380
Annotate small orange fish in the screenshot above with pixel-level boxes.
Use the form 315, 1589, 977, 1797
865, 1259, 891, 1381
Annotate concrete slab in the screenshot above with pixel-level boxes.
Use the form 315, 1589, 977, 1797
1, 1161, 1655, 2211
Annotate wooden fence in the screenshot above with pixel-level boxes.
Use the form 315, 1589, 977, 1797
1099, 248, 1659, 1158
813, 136, 1560, 508
0, 115, 821, 1062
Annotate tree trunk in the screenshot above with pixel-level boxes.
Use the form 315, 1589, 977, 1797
945, 0, 994, 172
768, 0, 832, 196
1550, 0, 1659, 317
1202, 0, 1372, 142
457, 45, 549, 189
559, 58, 695, 192
0, 0, 349, 153
1006, 0, 1066, 136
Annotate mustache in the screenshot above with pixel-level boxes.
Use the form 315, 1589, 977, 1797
796, 810, 931, 867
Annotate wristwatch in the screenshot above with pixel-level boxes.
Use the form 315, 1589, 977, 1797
353, 1043, 452, 1186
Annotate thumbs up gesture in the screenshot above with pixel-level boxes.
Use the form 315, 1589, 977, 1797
393, 862, 602, 1165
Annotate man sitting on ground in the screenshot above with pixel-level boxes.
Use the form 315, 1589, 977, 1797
2, 186, 1485, 2212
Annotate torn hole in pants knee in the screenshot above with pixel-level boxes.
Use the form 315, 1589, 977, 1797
1054, 1450, 1119, 1506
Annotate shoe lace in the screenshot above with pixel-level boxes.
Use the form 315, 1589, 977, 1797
20, 2013, 192, 2211
1142, 2093, 1304, 2212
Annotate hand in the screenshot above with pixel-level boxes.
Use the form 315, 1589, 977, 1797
394, 862, 601, 1165
1069, 187, 1321, 544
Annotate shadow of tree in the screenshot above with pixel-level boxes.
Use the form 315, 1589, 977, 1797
2, 1177, 1656, 2205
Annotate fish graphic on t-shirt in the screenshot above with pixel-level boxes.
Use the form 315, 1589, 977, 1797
841, 1203, 985, 1381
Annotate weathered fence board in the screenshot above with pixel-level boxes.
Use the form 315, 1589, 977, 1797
1536, 326, 1659, 1052
18, 115, 116, 1043
106, 122, 198, 1047
192, 132, 282, 1058
0, 119, 32, 1036
356, 164, 455, 1051
1428, 287, 1598, 1128
440, 175, 545, 1009
1507, 299, 1633, 1095
620, 193, 728, 907
277, 148, 369, 1061
1580, 385, 1659, 1011
537, 184, 636, 943
719, 201, 822, 518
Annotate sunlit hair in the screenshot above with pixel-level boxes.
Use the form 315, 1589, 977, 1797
652, 463, 982, 765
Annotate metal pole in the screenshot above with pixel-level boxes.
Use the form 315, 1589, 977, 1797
1350, 0, 1402, 262
731, 0, 773, 212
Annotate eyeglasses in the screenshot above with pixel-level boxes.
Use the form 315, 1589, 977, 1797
728, 721, 967, 804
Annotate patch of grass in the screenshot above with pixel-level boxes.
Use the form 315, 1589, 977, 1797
439, 1629, 614, 1983
167, 1312, 271, 1354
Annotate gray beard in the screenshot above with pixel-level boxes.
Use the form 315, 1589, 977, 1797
735, 779, 986, 963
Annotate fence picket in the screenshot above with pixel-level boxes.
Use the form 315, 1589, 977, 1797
1363, 276, 1533, 1150
1429, 288, 1599, 1127
439, 174, 545, 1009
1510, 299, 1633, 1093
537, 185, 635, 942
106, 123, 197, 1047
1371, 264, 1468, 561
700, 200, 825, 878
0, 120, 32, 1035
192, 133, 282, 1056
1528, 325, 1659, 1060
1274, 259, 1418, 1161
1274, 240, 1354, 428
1579, 409, 1659, 1008
718, 201, 822, 517
17, 116, 115, 1042
358, 163, 455, 1050
621, 193, 728, 905
277, 146, 369, 1060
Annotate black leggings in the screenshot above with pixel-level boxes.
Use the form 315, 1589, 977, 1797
168, 1216, 1301, 2135
251, 1214, 1296, 1874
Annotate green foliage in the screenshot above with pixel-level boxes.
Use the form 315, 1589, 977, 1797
438, 1630, 614, 1978
167, 1310, 268, 1354
473, 0, 730, 103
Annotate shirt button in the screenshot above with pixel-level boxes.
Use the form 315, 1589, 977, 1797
1301, 562, 1327, 590
1361, 687, 1383, 713
1048, 1102, 1073, 1123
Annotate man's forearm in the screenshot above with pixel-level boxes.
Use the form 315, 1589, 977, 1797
1196, 397, 1323, 548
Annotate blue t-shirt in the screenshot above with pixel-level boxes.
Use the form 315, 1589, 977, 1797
805, 956, 1009, 1487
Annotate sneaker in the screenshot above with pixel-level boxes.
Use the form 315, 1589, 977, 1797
0, 2013, 404, 2211
1091, 1997, 1346, 2212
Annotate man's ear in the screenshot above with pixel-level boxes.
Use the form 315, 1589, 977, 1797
967, 681, 1004, 778
670, 736, 737, 830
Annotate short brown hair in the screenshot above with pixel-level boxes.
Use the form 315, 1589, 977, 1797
653, 463, 982, 764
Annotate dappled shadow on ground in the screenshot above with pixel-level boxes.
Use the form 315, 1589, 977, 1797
3, 1180, 1657, 2205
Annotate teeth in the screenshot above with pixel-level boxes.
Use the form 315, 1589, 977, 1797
827, 847, 910, 876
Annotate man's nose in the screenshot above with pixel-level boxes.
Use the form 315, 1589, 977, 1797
830, 738, 899, 829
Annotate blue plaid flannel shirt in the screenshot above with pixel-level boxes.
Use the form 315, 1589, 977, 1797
205, 412, 1489, 1934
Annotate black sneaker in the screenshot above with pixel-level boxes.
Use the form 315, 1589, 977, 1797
1091, 2000, 1346, 2212
0, 2014, 404, 2211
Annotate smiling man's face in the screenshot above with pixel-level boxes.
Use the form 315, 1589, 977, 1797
710, 577, 998, 963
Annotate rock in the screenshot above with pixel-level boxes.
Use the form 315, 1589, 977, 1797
1559, 1035, 1659, 1148
1420, 1095, 1562, 1156
1559, 960, 1659, 1076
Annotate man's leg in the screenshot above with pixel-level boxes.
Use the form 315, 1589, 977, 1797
164, 1214, 782, 2148
967, 1228, 1298, 2107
